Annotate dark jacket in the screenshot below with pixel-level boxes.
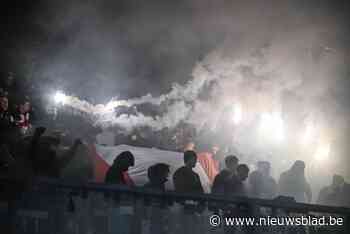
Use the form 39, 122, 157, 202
105, 166, 125, 185
225, 175, 247, 197
212, 169, 232, 194
173, 166, 204, 194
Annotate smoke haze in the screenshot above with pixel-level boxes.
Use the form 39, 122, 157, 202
2, 0, 350, 181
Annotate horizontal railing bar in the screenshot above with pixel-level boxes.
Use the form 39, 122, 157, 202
1, 176, 350, 215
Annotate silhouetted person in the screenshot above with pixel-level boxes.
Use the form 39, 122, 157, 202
222, 164, 250, 234
144, 163, 170, 191
61, 142, 94, 183
0, 96, 15, 146
29, 127, 82, 178
212, 155, 239, 194
105, 151, 135, 234
173, 151, 204, 234
249, 161, 277, 199
143, 163, 170, 234
173, 150, 204, 193
13, 100, 31, 135
105, 151, 135, 186
183, 141, 195, 152
278, 160, 312, 203
225, 164, 250, 197
318, 174, 349, 207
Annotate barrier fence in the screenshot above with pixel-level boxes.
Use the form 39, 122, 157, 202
0, 177, 349, 234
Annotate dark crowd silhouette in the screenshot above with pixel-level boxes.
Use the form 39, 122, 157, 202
1, 71, 350, 211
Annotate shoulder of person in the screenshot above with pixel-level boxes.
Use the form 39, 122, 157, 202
227, 174, 239, 184
279, 171, 288, 180
173, 166, 185, 176
219, 169, 230, 176
175, 166, 186, 172
249, 170, 261, 180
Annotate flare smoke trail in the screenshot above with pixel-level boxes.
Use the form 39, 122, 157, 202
52, 50, 249, 131
4, 0, 349, 180
51, 28, 349, 182
53, 34, 342, 138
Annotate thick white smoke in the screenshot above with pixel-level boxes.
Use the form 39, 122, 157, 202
50, 28, 348, 182
52, 31, 341, 141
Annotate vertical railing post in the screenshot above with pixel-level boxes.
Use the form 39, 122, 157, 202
7, 198, 17, 234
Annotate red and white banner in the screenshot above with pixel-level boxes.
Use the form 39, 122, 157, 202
90, 144, 212, 192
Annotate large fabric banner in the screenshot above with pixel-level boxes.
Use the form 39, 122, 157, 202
91, 144, 212, 193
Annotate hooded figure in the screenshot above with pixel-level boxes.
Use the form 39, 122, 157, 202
317, 175, 349, 207
278, 160, 312, 203
104, 151, 135, 186
249, 161, 277, 199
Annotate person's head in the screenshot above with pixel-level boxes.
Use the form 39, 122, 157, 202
148, 163, 170, 184
184, 150, 197, 168
290, 160, 305, 175
23, 101, 31, 113
225, 155, 239, 172
332, 174, 345, 188
0, 96, 8, 111
18, 103, 26, 114
184, 142, 195, 152
257, 161, 271, 176
113, 151, 135, 172
236, 164, 250, 181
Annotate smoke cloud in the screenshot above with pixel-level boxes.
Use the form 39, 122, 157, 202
8, 0, 350, 181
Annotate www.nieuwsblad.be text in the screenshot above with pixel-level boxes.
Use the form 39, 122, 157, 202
209, 215, 344, 227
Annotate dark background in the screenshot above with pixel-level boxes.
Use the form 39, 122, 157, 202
1, 0, 348, 101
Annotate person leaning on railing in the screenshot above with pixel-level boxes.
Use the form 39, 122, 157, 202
104, 151, 135, 186
173, 151, 205, 234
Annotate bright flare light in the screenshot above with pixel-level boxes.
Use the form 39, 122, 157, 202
54, 91, 67, 105
232, 103, 243, 125
301, 117, 317, 146
260, 112, 285, 142
314, 143, 330, 162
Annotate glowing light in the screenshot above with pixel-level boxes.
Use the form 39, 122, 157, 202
54, 91, 67, 105
302, 124, 313, 145
259, 112, 285, 142
301, 118, 317, 146
314, 143, 330, 162
232, 103, 243, 125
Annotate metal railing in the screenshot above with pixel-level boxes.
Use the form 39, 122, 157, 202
1, 176, 349, 234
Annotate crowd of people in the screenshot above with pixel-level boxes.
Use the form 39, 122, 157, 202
101, 147, 350, 233
1, 72, 349, 211
103, 146, 350, 208
0, 72, 35, 149
0, 72, 90, 189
